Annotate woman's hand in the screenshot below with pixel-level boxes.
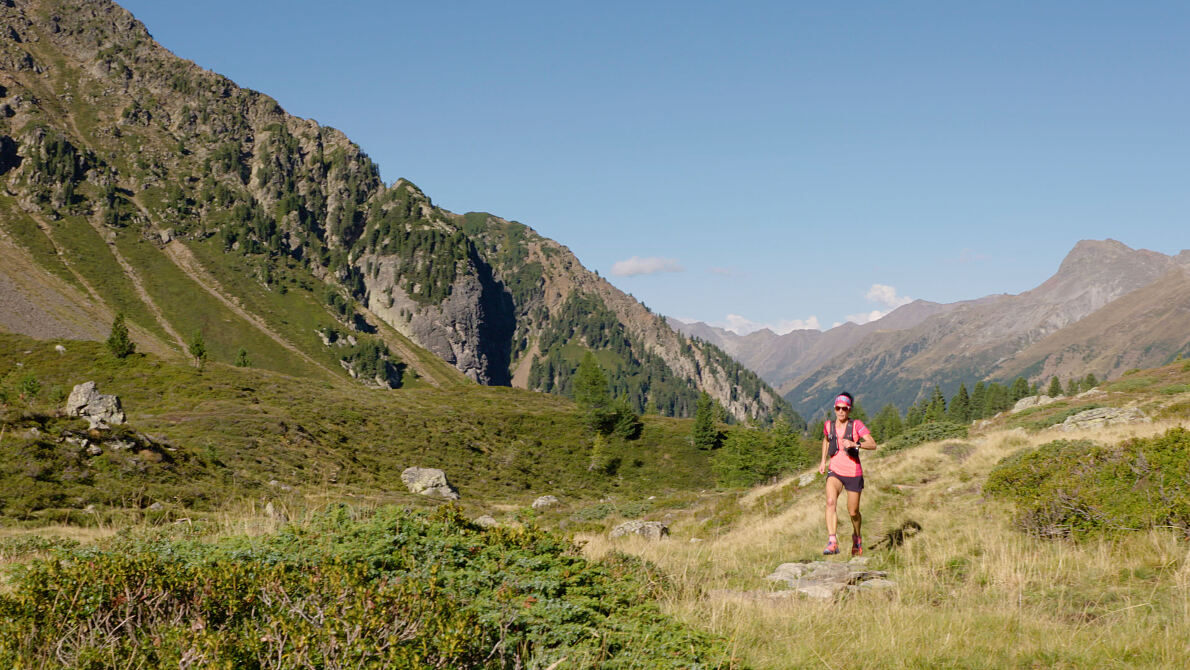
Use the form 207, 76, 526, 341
818, 460, 826, 475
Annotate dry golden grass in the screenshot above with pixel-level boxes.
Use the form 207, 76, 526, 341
582, 419, 1190, 669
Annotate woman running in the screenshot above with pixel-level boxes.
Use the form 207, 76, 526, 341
818, 392, 877, 555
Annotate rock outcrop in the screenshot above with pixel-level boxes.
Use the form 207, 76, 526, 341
1011, 395, 1060, 413
1058, 406, 1149, 431
532, 495, 559, 509
765, 559, 895, 599
65, 381, 125, 429
609, 520, 668, 541
400, 467, 459, 500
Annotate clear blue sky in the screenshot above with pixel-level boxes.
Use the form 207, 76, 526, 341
121, 1, 1189, 333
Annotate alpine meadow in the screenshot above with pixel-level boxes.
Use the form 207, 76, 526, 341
2, 1, 1189, 668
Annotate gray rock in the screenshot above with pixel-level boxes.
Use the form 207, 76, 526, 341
54, 344, 66, 354
797, 472, 817, 487
473, 515, 499, 528
400, 467, 459, 500
1058, 406, 1148, 431
86, 444, 102, 456
609, 520, 669, 541
65, 382, 126, 429
765, 560, 894, 599
856, 578, 897, 590
159, 228, 173, 244
532, 495, 560, 509
148, 502, 164, 511
110, 439, 134, 451
1011, 395, 1060, 413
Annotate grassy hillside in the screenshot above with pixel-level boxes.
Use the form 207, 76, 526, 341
0, 332, 720, 525
572, 383, 1190, 668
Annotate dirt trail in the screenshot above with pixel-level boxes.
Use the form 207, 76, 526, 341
81, 215, 189, 352
128, 197, 342, 380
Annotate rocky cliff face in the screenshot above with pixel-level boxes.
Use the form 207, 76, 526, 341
0, 0, 787, 420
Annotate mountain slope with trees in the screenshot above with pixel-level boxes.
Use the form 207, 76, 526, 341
0, 0, 790, 421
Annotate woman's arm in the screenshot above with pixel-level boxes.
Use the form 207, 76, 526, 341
857, 433, 877, 450
818, 435, 829, 474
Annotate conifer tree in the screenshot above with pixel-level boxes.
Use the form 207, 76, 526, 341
234, 348, 251, 367
106, 312, 135, 359
1082, 373, 1098, 390
1047, 375, 1063, 397
924, 386, 947, 423
872, 403, 904, 440
573, 351, 613, 432
188, 331, 207, 371
948, 383, 971, 424
1010, 376, 1031, 401
692, 391, 719, 450
1065, 378, 1080, 396
971, 381, 988, 419
905, 403, 923, 429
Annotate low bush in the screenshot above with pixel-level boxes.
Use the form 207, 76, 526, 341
1023, 403, 1104, 430
0, 505, 738, 668
879, 421, 968, 456
984, 428, 1190, 539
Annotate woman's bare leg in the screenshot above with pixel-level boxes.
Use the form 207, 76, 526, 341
847, 490, 862, 538
825, 477, 844, 537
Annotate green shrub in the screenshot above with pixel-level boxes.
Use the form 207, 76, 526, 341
880, 421, 968, 455
984, 428, 1190, 539
0, 505, 737, 668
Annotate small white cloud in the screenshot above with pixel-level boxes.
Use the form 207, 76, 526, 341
708, 266, 742, 277
610, 256, 684, 277
865, 284, 913, 309
843, 309, 889, 326
711, 314, 821, 335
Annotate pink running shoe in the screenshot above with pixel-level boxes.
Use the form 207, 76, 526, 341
851, 534, 863, 557
823, 535, 839, 555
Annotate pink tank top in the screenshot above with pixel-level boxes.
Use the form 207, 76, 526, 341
824, 419, 869, 477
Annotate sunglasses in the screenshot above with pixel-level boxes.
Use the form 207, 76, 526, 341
834, 406, 850, 411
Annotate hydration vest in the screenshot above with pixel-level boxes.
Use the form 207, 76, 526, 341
827, 419, 860, 462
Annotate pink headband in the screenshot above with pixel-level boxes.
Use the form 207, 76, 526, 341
834, 395, 852, 408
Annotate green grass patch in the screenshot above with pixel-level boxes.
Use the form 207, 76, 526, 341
0, 196, 80, 290
0, 333, 715, 516
1159, 384, 1190, 395
1104, 376, 1158, 392
42, 216, 169, 343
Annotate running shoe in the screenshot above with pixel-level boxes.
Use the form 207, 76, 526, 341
851, 534, 863, 557
823, 536, 839, 555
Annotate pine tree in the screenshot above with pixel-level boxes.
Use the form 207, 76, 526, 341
692, 391, 719, 450
234, 348, 251, 367
1065, 378, 1080, 396
971, 381, 988, 419
188, 331, 207, 371
948, 383, 971, 424
106, 312, 135, 359
872, 403, 904, 440
924, 386, 947, 423
905, 403, 923, 429
1082, 373, 1098, 390
1010, 376, 1031, 401
1047, 376, 1063, 397
573, 351, 613, 432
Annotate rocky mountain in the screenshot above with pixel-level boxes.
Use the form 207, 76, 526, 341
677, 240, 1190, 418
0, 0, 790, 422
674, 298, 956, 389
779, 239, 1190, 415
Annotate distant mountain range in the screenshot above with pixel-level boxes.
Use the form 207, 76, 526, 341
676, 239, 1190, 416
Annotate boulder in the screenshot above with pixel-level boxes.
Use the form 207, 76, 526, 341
1011, 395, 1059, 413
473, 515, 499, 528
400, 467, 459, 500
65, 382, 125, 429
609, 520, 668, 541
532, 495, 559, 509
1058, 406, 1148, 431
765, 559, 894, 599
